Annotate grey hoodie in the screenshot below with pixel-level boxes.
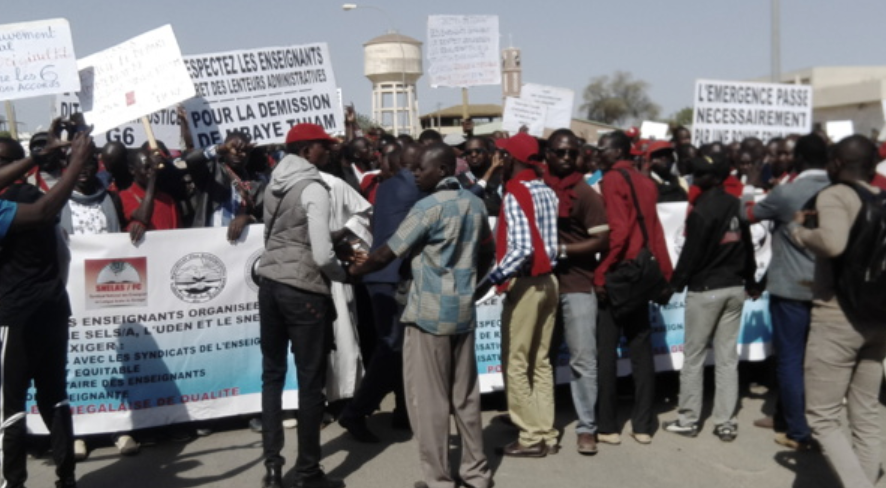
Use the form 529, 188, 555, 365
258, 154, 345, 293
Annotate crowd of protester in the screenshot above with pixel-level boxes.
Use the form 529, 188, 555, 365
1, 106, 885, 488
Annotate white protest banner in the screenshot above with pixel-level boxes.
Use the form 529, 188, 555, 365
0, 18, 80, 100
182, 43, 342, 147
55, 92, 182, 149
692, 79, 812, 145
826, 120, 854, 142
520, 83, 574, 130
502, 96, 546, 137
640, 120, 669, 140
426, 15, 500, 88
76, 25, 194, 136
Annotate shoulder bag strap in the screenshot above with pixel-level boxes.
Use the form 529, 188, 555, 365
617, 169, 650, 248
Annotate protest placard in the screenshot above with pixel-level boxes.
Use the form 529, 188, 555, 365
826, 120, 855, 142
426, 15, 500, 88
182, 43, 342, 147
0, 18, 80, 100
692, 79, 812, 145
640, 120, 669, 140
520, 83, 574, 130
55, 92, 183, 149
502, 96, 546, 137
75, 25, 194, 136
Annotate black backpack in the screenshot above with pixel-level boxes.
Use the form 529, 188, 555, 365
831, 183, 886, 323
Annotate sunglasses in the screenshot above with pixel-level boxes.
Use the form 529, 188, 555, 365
466, 148, 488, 156
549, 149, 579, 159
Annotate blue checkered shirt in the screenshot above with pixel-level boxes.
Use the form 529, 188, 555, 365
387, 178, 492, 335
489, 179, 559, 284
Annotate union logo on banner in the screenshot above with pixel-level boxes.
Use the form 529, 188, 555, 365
84, 257, 149, 310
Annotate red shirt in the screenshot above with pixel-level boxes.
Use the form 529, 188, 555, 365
872, 173, 886, 191
594, 161, 674, 287
119, 183, 180, 231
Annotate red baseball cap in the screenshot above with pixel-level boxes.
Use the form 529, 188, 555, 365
645, 140, 674, 159
501, 133, 539, 164
285, 123, 336, 144
625, 126, 640, 138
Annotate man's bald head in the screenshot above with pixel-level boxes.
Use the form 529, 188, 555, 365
414, 142, 456, 192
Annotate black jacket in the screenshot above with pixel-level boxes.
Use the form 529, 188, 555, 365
671, 187, 756, 292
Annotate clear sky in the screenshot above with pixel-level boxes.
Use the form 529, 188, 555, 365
4, 0, 886, 133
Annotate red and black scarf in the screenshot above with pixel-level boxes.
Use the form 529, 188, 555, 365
543, 171, 583, 218
495, 168, 553, 291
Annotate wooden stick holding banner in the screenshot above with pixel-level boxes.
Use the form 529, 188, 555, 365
4, 101, 18, 140
140, 116, 164, 169
461, 87, 470, 122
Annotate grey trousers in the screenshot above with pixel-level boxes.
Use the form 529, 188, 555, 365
403, 325, 491, 488
678, 286, 745, 427
805, 303, 886, 488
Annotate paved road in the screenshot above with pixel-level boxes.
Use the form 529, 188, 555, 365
27, 372, 885, 488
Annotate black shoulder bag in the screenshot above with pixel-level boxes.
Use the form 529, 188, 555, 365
604, 170, 669, 320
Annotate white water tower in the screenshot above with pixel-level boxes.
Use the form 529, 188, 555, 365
364, 32, 422, 136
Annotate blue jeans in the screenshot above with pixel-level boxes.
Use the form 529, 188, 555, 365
770, 295, 812, 442
559, 293, 598, 435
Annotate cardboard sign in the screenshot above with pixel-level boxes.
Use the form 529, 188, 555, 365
427, 15, 500, 88
692, 79, 812, 145
76, 25, 194, 136
182, 43, 342, 147
640, 120, 669, 141
0, 18, 80, 100
55, 92, 183, 149
520, 83, 574, 130
502, 97, 546, 137
826, 120, 854, 142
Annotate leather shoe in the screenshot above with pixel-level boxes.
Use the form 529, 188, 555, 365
577, 433, 598, 455
262, 464, 283, 488
502, 440, 547, 458
753, 416, 774, 429
339, 415, 380, 443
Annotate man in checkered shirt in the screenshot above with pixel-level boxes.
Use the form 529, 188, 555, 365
349, 142, 494, 488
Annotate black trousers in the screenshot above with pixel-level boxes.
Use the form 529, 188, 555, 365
596, 302, 655, 435
259, 280, 333, 480
342, 283, 406, 419
1, 300, 75, 487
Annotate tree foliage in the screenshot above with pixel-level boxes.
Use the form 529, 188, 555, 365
580, 71, 661, 126
669, 107, 694, 128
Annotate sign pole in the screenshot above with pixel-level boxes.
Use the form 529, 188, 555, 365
140, 116, 164, 168
461, 87, 470, 122
5, 101, 18, 140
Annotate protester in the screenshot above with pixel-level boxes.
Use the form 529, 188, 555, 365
457, 136, 504, 216
790, 135, 886, 488
0, 128, 95, 488
349, 142, 494, 488
59, 142, 123, 237
341, 137, 378, 194
184, 131, 266, 239
487, 133, 561, 457
120, 147, 182, 242
544, 129, 609, 455
744, 133, 831, 450
338, 143, 424, 443
643, 141, 688, 202
256, 123, 349, 488
593, 130, 673, 446
663, 154, 759, 442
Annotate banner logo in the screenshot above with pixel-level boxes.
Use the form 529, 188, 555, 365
244, 250, 263, 292
85, 257, 148, 309
170, 253, 226, 303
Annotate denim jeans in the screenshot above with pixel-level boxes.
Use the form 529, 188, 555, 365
259, 279, 333, 479
769, 295, 812, 441
559, 293, 598, 435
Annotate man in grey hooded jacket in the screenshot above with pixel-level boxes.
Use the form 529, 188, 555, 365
257, 123, 347, 488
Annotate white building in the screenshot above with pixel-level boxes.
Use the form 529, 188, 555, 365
363, 32, 422, 136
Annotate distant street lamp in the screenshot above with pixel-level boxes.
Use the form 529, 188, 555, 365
342, 3, 409, 136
